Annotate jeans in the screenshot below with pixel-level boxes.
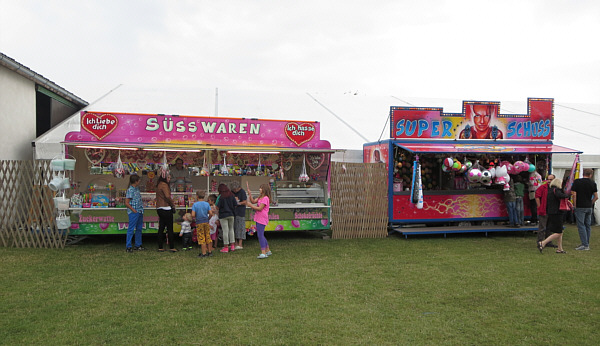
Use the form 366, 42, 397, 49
574, 208, 593, 247
506, 201, 517, 226
126, 212, 144, 248
515, 197, 524, 225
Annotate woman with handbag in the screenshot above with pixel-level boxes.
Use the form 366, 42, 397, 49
538, 178, 571, 254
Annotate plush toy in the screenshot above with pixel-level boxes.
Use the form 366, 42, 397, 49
468, 168, 482, 183
494, 164, 511, 190
480, 170, 493, 185
488, 162, 496, 179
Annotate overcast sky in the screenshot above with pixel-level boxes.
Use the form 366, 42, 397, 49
2, 1, 600, 153
2, 0, 599, 104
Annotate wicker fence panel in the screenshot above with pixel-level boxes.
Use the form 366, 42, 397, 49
330, 162, 388, 239
0, 160, 68, 248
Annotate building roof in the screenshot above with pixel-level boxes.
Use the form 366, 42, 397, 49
0, 52, 88, 107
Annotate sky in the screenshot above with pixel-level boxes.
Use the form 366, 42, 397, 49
2, 0, 600, 152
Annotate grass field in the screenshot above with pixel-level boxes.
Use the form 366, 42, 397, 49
1, 225, 599, 345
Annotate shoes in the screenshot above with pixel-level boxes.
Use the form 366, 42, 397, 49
169, 248, 178, 253
158, 248, 165, 252
207, 252, 213, 257
537, 241, 544, 254
257, 253, 268, 259
182, 247, 188, 251
220, 247, 229, 253
234, 245, 243, 250
188, 247, 193, 250
556, 250, 567, 254
266, 251, 272, 256
546, 244, 558, 248
230, 244, 235, 252
126, 248, 133, 253
575, 245, 589, 251
133, 246, 146, 251
198, 253, 207, 258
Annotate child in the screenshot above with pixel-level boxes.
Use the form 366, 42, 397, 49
207, 194, 219, 248
179, 213, 194, 250
192, 191, 213, 257
247, 183, 272, 259
124, 174, 145, 252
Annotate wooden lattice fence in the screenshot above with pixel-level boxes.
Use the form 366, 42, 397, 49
330, 162, 388, 239
0, 160, 69, 248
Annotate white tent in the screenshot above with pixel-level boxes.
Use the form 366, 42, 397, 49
34, 85, 600, 158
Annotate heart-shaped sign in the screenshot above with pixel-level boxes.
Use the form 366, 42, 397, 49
283, 160, 293, 171
307, 153, 326, 170
284, 122, 316, 146
81, 113, 119, 140
84, 148, 105, 165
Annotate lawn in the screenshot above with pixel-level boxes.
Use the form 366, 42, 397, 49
1, 225, 599, 345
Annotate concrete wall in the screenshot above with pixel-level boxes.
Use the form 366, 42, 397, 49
0, 66, 36, 160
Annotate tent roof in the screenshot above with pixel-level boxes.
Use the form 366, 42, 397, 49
34, 85, 600, 158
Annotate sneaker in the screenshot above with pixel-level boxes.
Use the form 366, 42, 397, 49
234, 245, 243, 250
133, 246, 146, 251
198, 253, 207, 258
257, 253, 268, 259
266, 251, 272, 256
182, 247, 188, 251
230, 244, 235, 252
584, 246, 590, 251
575, 245, 587, 251
220, 247, 229, 253
207, 252, 213, 257
126, 248, 133, 253
188, 247, 194, 250
169, 248, 178, 253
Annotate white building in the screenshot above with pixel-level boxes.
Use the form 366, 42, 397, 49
0, 52, 87, 160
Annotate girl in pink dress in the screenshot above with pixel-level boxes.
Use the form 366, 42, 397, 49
247, 183, 272, 259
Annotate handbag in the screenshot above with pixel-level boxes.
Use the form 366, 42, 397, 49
559, 198, 573, 211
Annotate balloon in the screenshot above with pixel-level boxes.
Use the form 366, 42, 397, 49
442, 165, 450, 173
459, 164, 467, 173
444, 157, 454, 168
452, 160, 461, 171
465, 160, 473, 169
528, 163, 536, 173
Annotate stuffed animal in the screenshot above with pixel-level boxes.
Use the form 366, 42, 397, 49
494, 164, 511, 190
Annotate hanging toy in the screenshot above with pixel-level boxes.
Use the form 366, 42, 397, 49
299, 155, 310, 182
159, 151, 169, 179
113, 151, 126, 178
480, 170, 492, 185
220, 153, 229, 175
443, 157, 454, 169
467, 160, 483, 183
494, 163, 511, 190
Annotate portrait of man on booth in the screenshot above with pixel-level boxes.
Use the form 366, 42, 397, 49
459, 103, 504, 140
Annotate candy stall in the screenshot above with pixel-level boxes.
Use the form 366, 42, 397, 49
61, 111, 334, 235
364, 98, 582, 236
